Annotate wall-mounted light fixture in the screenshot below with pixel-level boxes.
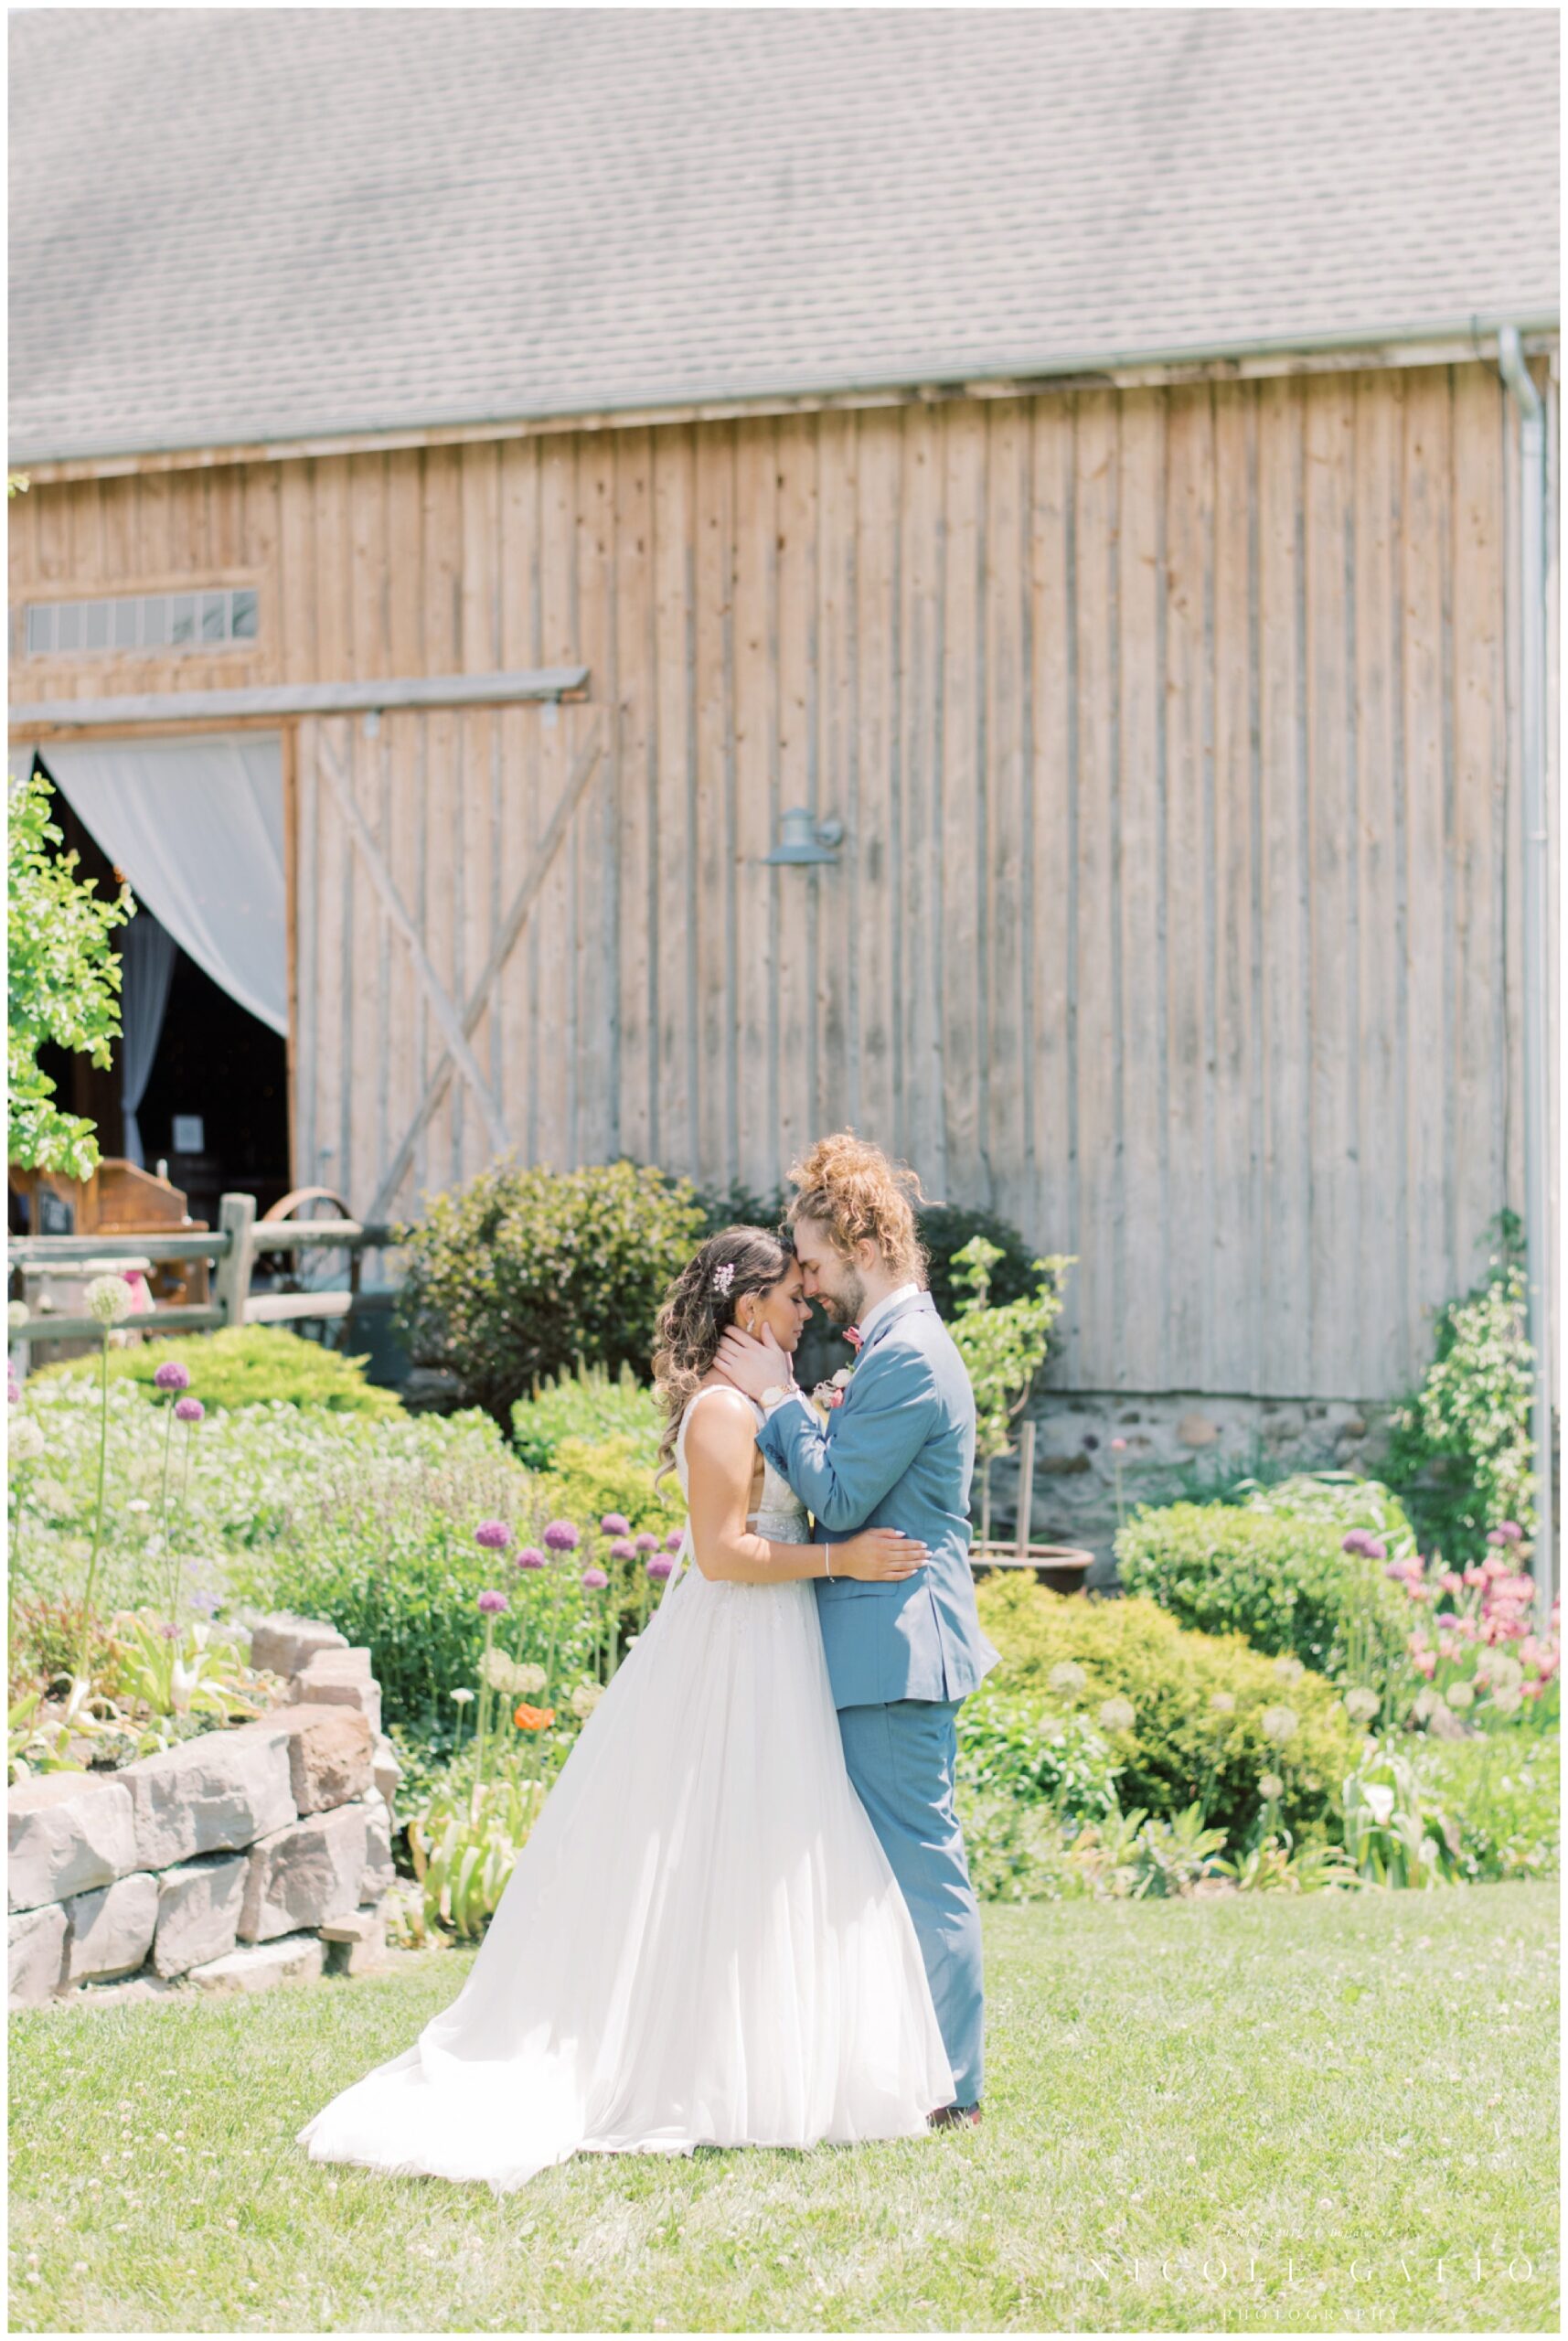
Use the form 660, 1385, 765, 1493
762, 807, 845, 866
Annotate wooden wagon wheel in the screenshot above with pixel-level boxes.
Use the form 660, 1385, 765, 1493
256, 1186, 362, 1303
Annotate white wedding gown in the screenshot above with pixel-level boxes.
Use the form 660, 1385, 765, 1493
295, 1385, 955, 2194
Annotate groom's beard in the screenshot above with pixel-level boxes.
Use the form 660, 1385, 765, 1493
816, 1267, 867, 1329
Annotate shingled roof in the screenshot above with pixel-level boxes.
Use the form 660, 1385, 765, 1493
9, 6, 1559, 465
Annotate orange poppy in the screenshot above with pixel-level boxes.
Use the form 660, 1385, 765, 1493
513, 1702, 556, 1731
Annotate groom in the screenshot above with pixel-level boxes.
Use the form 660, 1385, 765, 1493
717, 1132, 1000, 2128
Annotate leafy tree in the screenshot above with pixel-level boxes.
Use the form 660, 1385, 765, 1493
7, 762, 132, 1179
948, 1234, 1073, 1545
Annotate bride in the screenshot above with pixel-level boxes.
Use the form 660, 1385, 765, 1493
295, 1224, 956, 2193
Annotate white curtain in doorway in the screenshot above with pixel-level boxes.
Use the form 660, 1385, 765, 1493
118, 906, 179, 1168
31, 733, 288, 1036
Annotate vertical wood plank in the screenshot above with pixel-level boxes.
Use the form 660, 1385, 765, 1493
691, 423, 734, 1187
939, 401, 986, 1206
1164, 382, 1214, 1392
612, 429, 656, 1169
497, 437, 540, 1172
984, 401, 1029, 1237
1304, 375, 1359, 1395
774, 413, 818, 1180
899, 403, 946, 1187
1029, 395, 1077, 1368
652, 426, 696, 1177
852, 410, 901, 1160
1072, 389, 1119, 1387
1401, 368, 1454, 1363
1256, 376, 1312, 1392
420, 447, 462, 1183
1210, 380, 1262, 1393
458, 442, 501, 1171
576, 433, 617, 1167
1118, 388, 1165, 1390
732, 416, 780, 1193
816, 410, 857, 1141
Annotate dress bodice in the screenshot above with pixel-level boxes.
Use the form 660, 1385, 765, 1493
675, 1386, 809, 1545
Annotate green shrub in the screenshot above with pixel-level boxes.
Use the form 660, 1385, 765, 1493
955, 1782, 1086, 1903
1411, 1734, 1560, 1883
510, 1362, 662, 1471
956, 1687, 1122, 1827
533, 1433, 686, 1544
31, 1325, 402, 1417
395, 1159, 708, 1424
1233, 1470, 1419, 1558
976, 1576, 1361, 1847
1382, 1245, 1537, 1564
1114, 1498, 1417, 1702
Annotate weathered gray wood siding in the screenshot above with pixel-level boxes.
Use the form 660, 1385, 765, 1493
9, 358, 1558, 1398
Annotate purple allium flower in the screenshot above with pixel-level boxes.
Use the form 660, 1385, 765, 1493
174, 1396, 205, 1424
1341, 1529, 1371, 1556
609, 1537, 637, 1562
477, 1588, 509, 1614
159, 1621, 180, 1641
646, 1555, 674, 1581
6, 1365, 18, 1408
515, 1545, 546, 1571
635, 1533, 659, 1555
475, 1520, 513, 1551
1362, 1537, 1386, 1561
581, 1566, 609, 1591
600, 1513, 632, 1537
154, 1361, 192, 1393
664, 1531, 684, 1555
543, 1519, 581, 1553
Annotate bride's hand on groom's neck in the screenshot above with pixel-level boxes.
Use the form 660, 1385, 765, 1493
715, 1323, 793, 1402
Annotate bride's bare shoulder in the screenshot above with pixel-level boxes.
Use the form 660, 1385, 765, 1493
683, 1381, 758, 1450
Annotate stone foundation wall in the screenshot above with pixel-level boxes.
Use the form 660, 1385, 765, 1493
7, 1615, 403, 2010
990, 1391, 1401, 1591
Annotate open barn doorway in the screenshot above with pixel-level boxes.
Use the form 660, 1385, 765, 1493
13, 754, 290, 1237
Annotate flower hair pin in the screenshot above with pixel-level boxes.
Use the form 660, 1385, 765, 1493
711, 1261, 736, 1297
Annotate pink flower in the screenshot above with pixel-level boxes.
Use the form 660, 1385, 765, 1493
1110, 1437, 1127, 1452
844, 1326, 864, 1352
123, 1270, 155, 1314
475, 1520, 513, 1551
646, 1555, 674, 1581
581, 1566, 609, 1592
477, 1588, 509, 1614
827, 1390, 845, 1408
600, 1513, 632, 1537
543, 1520, 581, 1552
515, 1546, 546, 1571
664, 1531, 684, 1555
1440, 1571, 1465, 1598
154, 1360, 192, 1393
609, 1538, 637, 1562
635, 1533, 659, 1555
1495, 1520, 1523, 1543
1410, 1643, 1436, 1678
174, 1396, 204, 1424
1463, 1566, 1487, 1588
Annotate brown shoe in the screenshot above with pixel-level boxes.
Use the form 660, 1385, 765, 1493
927, 2102, 982, 2131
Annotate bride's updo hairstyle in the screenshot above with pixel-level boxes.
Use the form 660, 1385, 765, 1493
786, 1130, 929, 1283
652, 1224, 795, 1479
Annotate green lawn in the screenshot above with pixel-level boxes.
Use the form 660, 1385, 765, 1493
8, 1882, 1558, 2334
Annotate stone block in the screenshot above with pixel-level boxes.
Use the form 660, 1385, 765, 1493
186, 1930, 325, 1994
8, 1772, 137, 1913
358, 1792, 395, 1902
63, 1870, 159, 1984
151, 1851, 248, 1977
120, 1729, 296, 1870
247, 1615, 349, 1679
240, 1800, 379, 1941
8, 1901, 69, 2008
371, 1731, 403, 1811
321, 1903, 388, 1976
231, 1704, 372, 1815
69, 1971, 187, 2007
285, 1650, 381, 1737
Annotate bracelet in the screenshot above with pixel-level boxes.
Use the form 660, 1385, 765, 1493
823, 1545, 833, 1579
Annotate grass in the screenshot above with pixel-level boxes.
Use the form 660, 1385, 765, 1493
8, 1882, 1558, 2334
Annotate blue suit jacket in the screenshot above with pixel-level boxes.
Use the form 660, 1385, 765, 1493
756, 1290, 1002, 1709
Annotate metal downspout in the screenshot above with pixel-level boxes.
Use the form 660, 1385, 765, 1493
1497, 326, 1555, 1637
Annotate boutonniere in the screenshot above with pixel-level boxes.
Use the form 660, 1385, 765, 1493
808, 1363, 855, 1423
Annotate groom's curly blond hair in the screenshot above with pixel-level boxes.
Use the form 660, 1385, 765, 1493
785, 1132, 929, 1284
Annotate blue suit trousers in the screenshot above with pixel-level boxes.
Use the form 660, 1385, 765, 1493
836, 1695, 984, 2110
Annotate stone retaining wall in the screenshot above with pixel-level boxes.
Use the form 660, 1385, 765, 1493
8, 1615, 403, 2010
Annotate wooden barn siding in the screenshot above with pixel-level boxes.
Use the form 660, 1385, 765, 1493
9, 358, 1558, 1399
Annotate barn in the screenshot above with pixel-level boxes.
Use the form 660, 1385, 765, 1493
8, 9, 1560, 1552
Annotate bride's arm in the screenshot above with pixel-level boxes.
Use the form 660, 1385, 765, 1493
683, 1386, 927, 1585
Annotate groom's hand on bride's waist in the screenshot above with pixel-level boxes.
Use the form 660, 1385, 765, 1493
715, 1325, 799, 1405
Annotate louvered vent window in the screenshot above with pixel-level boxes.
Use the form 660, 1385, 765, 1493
25, 587, 259, 656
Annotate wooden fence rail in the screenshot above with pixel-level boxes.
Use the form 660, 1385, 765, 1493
7, 1193, 400, 1347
